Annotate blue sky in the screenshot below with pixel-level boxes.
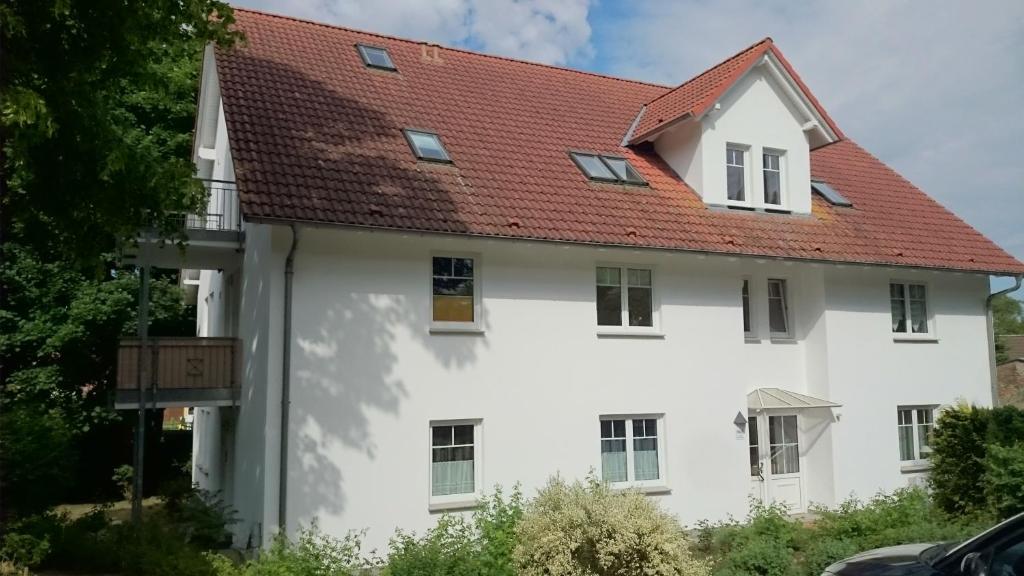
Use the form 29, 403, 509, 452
236, 0, 1024, 293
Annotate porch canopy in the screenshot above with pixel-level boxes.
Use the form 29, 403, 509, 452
747, 388, 841, 411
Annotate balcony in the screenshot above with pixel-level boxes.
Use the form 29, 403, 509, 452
115, 337, 241, 409
125, 179, 244, 271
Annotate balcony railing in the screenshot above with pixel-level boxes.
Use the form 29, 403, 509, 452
115, 337, 241, 408
177, 179, 240, 232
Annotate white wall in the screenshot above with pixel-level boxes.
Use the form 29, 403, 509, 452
251, 226, 994, 551
655, 64, 813, 213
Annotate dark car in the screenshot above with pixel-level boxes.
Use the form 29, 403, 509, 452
823, 512, 1024, 575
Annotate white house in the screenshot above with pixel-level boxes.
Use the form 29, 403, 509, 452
132, 8, 1024, 551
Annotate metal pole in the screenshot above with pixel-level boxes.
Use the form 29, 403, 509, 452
132, 264, 150, 525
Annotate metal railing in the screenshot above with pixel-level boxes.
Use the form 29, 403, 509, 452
180, 179, 240, 232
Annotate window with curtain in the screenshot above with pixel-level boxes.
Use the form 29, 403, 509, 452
768, 415, 800, 475
890, 282, 930, 335
599, 416, 663, 486
596, 266, 654, 328
767, 279, 790, 337
897, 407, 935, 463
726, 147, 746, 202
431, 423, 476, 497
762, 151, 782, 205
432, 256, 475, 324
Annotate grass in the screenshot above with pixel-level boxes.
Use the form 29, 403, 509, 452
54, 498, 162, 523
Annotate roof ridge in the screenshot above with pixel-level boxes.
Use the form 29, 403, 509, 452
641, 36, 773, 109
230, 6, 674, 90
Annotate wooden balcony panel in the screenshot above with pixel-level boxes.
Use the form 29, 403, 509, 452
116, 337, 241, 408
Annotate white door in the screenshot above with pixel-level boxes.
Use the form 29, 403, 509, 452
749, 413, 804, 513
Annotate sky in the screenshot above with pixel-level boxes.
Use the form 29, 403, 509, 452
235, 0, 1024, 292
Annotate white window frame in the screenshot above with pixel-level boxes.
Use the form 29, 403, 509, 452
598, 414, 668, 490
725, 144, 751, 206
595, 264, 661, 336
896, 406, 936, 468
742, 277, 757, 341
428, 418, 483, 510
767, 277, 793, 340
889, 280, 935, 340
429, 252, 483, 333
761, 148, 786, 208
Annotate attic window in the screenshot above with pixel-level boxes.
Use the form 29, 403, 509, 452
404, 130, 451, 163
570, 152, 646, 185
357, 44, 396, 70
812, 180, 852, 207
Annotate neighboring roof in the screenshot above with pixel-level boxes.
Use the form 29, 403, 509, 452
747, 388, 841, 410
627, 38, 844, 145
1001, 335, 1024, 363
215, 9, 1024, 276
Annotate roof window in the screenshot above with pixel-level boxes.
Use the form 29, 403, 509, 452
812, 180, 852, 207
404, 130, 451, 163
570, 152, 646, 185
357, 44, 396, 71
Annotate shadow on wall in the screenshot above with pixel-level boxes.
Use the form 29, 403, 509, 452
220, 52, 485, 530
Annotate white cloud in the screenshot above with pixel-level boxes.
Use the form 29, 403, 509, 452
235, 0, 593, 65
595, 0, 1024, 269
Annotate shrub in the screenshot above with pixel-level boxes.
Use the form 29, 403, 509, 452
0, 532, 50, 568
211, 523, 374, 576
385, 486, 524, 576
514, 476, 711, 576
0, 561, 29, 576
161, 479, 239, 548
695, 501, 801, 576
983, 443, 1024, 519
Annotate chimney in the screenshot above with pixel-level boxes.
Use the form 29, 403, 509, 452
421, 42, 443, 64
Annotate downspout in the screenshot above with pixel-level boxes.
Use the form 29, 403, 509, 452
278, 224, 299, 533
987, 275, 1023, 407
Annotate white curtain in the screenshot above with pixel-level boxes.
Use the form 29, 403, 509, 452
601, 440, 627, 483
432, 460, 474, 496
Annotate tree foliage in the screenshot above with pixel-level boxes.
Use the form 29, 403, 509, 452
994, 294, 1024, 363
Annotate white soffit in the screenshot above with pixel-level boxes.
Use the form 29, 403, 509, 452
747, 387, 841, 410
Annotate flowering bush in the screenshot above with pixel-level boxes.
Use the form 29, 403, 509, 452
514, 476, 711, 576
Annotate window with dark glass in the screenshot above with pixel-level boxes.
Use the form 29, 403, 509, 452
726, 147, 746, 201
570, 153, 646, 185
767, 279, 790, 337
432, 256, 474, 323
405, 130, 451, 162
357, 44, 396, 70
763, 151, 782, 205
742, 279, 752, 336
596, 266, 653, 328
890, 282, 929, 335
748, 416, 760, 476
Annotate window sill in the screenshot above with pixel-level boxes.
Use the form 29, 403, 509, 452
596, 329, 665, 339
429, 325, 485, 335
428, 496, 480, 512
745, 335, 760, 343
893, 335, 938, 343
900, 462, 932, 474
769, 335, 797, 344
610, 483, 671, 495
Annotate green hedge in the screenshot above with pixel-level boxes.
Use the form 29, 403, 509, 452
930, 403, 1024, 518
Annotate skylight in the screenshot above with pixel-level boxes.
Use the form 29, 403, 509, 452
404, 130, 451, 162
812, 180, 852, 207
357, 44, 396, 71
570, 152, 646, 185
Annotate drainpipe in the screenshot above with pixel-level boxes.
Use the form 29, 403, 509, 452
278, 224, 299, 533
987, 275, 1023, 407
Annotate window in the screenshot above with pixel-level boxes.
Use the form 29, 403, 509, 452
897, 407, 935, 463
357, 44, 396, 70
811, 180, 852, 207
890, 282, 930, 335
767, 279, 790, 338
726, 147, 746, 202
404, 130, 451, 162
600, 416, 664, 486
431, 421, 480, 499
748, 416, 760, 477
570, 152, 646, 185
769, 415, 800, 474
742, 279, 753, 337
762, 151, 782, 206
432, 256, 477, 325
596, 266, 653, 328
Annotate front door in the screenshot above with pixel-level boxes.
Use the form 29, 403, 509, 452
748, 412, 804, 513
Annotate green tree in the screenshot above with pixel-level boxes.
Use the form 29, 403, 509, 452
993, 294, 1024, 363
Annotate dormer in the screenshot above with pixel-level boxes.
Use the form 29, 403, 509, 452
626, 39, 842, 215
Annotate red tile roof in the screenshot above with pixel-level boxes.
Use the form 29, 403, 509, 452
628, 38, 844, 144
215, 8, 1024, 275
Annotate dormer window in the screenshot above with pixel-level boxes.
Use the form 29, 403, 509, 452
357, 44, 396, 71
762, 151, 783, 206
570, 152, 646, 185
404, 130, 451, 163
726, 147, 746, 202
